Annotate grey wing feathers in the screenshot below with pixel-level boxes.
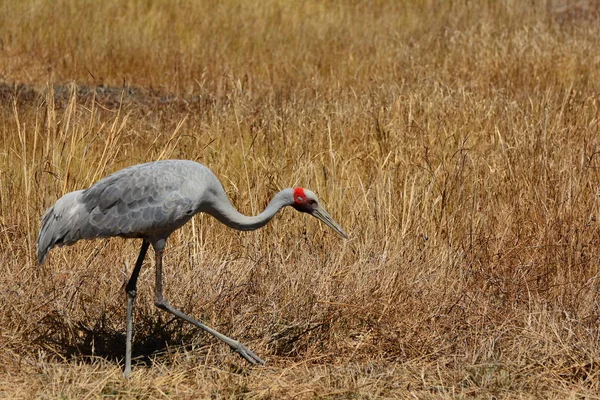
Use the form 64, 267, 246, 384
82, 161, 196, 238
36, 160, 211, 264
37, 190, 88, 264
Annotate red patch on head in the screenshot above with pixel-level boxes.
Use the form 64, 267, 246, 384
293, 187, 306, 205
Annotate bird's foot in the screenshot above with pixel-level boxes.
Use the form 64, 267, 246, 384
230, 341, 265, 365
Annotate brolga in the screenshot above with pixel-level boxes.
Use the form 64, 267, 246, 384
37, 159, 347, 378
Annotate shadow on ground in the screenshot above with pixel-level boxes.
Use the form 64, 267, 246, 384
34, 310, 206, 367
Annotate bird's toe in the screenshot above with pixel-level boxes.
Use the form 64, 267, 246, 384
232, 343, 265, 365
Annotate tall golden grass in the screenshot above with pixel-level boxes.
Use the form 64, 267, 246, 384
1, 0, 600, 397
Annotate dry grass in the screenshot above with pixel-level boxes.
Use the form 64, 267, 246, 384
2, 0, 600, 398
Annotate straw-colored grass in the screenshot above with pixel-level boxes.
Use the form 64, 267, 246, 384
2, 0, 600, 398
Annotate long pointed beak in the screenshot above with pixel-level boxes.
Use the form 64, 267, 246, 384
311, 206, 348, 239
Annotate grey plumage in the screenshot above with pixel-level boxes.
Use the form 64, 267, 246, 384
37, 190, 86, 264
38, 161, 217, 263
36, 159, 347, 377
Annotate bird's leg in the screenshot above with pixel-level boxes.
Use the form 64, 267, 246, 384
152, 246, 265, 366
123, 240, 150, 378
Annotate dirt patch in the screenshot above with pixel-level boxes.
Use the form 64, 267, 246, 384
0, 82, 211, 112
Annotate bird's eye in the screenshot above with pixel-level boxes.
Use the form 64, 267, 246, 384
296, 196, 304, 202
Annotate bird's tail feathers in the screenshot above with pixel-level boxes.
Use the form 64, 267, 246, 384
36, 190, 88, 264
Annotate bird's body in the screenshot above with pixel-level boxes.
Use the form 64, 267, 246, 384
37, 159, 347, 377
37, 160, 316, 263
39, 161, 233, 261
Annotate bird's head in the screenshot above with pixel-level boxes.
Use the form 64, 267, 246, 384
291, 187, 348, 239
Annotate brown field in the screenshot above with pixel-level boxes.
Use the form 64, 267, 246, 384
2, 0, 600, 398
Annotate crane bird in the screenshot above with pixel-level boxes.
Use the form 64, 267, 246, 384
37, 159, 347, 377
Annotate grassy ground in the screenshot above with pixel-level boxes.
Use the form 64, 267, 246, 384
2, 0, 600, 398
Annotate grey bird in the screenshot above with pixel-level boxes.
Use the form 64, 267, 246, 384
37, 159, 347, 378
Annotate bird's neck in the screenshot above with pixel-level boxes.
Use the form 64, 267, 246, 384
207, 188, 295, 231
